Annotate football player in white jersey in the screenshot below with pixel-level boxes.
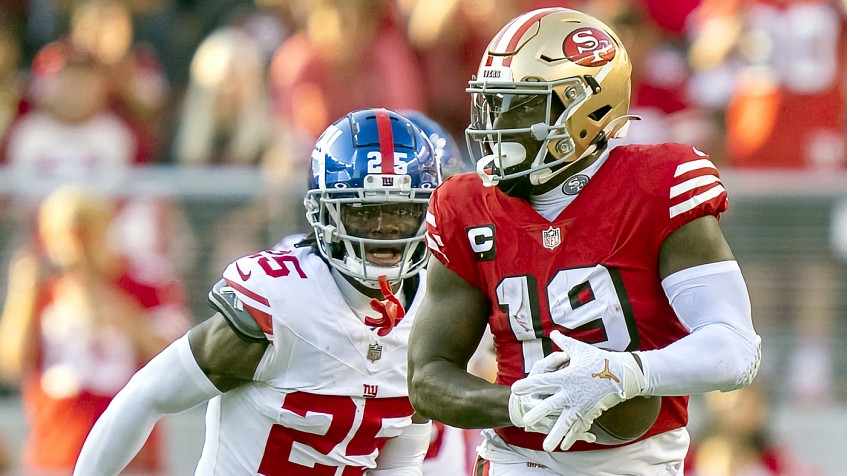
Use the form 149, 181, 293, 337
74, 108, 442, 475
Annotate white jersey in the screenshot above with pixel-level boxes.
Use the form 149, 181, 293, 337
422, 423, 470, 476
196, 243, 423, 475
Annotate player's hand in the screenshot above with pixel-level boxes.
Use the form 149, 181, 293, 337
509, 347, 571, 432
511, 331, 646, 452
508, 390, 559, 433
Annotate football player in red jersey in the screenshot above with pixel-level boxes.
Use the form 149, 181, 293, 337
74, 109, 441, 475
407, 7, 762, 475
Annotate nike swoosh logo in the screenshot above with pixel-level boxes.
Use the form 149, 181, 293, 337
235, 263, 251, 281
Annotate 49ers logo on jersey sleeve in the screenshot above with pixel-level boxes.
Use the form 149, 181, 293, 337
563, 27, 616, 67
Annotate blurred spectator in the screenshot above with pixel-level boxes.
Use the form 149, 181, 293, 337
1, 44, 137, 196
0, 186, 190, 474
269, 0, 425, 146
401, 0, 522, 140
592, 1, 721, 153
146, 0, 275, 89
9, 0, 170, 164
65, 0, 169, 163
689, 0, 847, 169
689, 0, 847, 406
0, 13, 24, 143
223, 3, 291, 61
108, 195, 198, 298
724, 0, 845, 170
686, 385, 819, 476
1, 34, 197, 302
170, 26, 272, 166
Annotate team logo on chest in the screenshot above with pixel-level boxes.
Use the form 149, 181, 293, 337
367, 342, 383, 362
542, 226, 561, 250
363, 383, 379, 398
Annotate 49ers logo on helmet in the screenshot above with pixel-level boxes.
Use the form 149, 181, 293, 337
563, 27, 616, 67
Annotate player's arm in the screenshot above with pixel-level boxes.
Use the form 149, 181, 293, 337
407, 256, 513, 429
513, 216, 762, 452
634, 215, 761, 395
73, 313, 268, 475
189, 312, 270, 391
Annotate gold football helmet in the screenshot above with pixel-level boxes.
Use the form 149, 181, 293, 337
467, 8, 635, 191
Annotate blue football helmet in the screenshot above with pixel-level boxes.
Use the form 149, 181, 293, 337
305, 108, 441, 287
401, 110, 472, 178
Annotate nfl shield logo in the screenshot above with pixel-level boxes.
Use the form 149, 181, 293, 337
542, 226, 561, 250
367, 342, 383, 362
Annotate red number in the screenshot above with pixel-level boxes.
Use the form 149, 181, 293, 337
347, 398, 414, 456
250, 250, 307, 279
257, 392, 413, 475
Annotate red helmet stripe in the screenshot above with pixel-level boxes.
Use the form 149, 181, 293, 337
501, 8, 561, 66
375, 108, 395, 175
484, 15, 518, 68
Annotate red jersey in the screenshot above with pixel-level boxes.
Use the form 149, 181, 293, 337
426, 143, 728, 452
22, 267, 187, 471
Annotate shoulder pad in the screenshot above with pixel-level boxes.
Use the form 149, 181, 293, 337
208, 279, 266, 343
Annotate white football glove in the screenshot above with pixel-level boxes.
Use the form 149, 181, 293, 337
509, 341, 581, 432
510, 330, 646, 452
508, 389, 559, 433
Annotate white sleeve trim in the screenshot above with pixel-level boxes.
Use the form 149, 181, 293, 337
661, 260, 740, 290
74, 335, 221, 475
178, 332, 224, 397
636, 261, 762, 396
369, 421, 431, 475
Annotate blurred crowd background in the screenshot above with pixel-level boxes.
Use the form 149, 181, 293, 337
0, 0, 845, 474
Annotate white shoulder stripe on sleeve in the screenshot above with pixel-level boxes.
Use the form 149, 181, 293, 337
425, 211, 437, 228
426, 230, 444, 248
669, 185, 726, 218
425, 232, 449, 263
669, 175, 721, 199
674, 159, 716, 177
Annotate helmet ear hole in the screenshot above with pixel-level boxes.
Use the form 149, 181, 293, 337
579, 130, 587, 139
588, 105, 612, 122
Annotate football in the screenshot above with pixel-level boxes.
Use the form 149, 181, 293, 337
589, 395, 661, 445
